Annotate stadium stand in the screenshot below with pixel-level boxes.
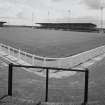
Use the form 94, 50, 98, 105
36, 23, 98, 32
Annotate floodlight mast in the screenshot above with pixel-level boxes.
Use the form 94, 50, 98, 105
32, 12, 34, 28
100, 0, 104, 33
100, 6, 104, 33
48, 11, 50, 22
68, 9, 71, 22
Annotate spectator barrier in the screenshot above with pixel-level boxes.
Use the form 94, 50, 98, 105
0, 43, 105, 68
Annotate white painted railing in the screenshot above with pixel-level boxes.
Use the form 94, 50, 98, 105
0, 43, 105, 68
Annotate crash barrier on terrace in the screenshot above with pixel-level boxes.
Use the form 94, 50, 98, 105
8, 63, 89, 105
0, 43, 105, 68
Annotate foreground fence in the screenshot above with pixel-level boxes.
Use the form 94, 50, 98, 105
8, 63, 89, 105
0, 43, 105, 68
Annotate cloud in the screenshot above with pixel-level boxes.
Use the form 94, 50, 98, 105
0, 0, 84, 19
0, 0, 104, 27
83, 0, 105, 9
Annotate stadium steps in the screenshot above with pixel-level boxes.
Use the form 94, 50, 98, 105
17, 59, 31, 66
0, 49, 46, 74
52, 70, 63, 73
0, 50, 8, 56
6, 55, 18, 61
0, 96, 36, 105
36, 69, 45, 72
1, 46, 105, 78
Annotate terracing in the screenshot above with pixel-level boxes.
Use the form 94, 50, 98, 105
0, 43, 105, 78
0, 43, 105, 105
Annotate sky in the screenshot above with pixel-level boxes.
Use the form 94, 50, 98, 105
0, 0, 105, 27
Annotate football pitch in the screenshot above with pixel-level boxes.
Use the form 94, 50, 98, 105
0, 27, 105, 58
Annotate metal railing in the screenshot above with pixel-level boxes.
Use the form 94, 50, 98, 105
1, 43, 105, 69
8, 63, 89, 105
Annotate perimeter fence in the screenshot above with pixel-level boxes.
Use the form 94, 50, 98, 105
0, 43, 105, 69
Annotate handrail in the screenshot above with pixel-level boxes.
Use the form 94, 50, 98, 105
1, 42, 105, 68
1, 42, 105, 60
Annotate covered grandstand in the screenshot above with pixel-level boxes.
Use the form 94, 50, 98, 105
0, 21, 6, 27
36, 23, 98, 32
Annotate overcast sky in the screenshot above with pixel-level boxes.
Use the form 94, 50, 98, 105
0, 0, 105, 26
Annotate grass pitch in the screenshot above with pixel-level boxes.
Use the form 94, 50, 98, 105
0, 27, 105, 57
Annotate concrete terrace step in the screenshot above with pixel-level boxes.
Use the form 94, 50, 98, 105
40, 101, 102, 105
17, 59, 32, 66
73, 53, 105, 70
0, 50, 8, 56
1, 46, 105, 78
0, 94, 101, 105
40, 102, 101, 105
0, 96, 101, 105
40, 102, 81, 105
7, 55, 18, 61
0, 96, 36, 105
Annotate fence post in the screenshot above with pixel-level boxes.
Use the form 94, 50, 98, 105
0, 43, 2, 51
8, 46, 10, 55
43, 58, 47, 67
12, 47, 15, 57
8, 63, 13, 96
84, 69, 89, 105
58, 60, 61, 68
32, 55, 35, 65
18, 48, 21, 60
45, 68, 49, 102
